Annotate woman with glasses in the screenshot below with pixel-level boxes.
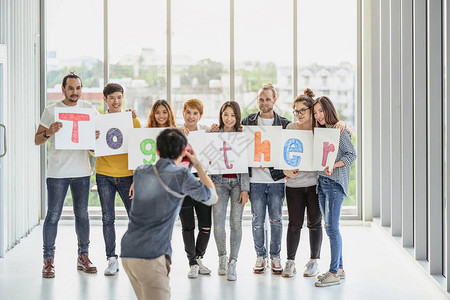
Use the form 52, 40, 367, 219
282, 89, 346, 278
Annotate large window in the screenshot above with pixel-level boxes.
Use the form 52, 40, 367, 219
298, 0, 357, 215
46, 0, 358, 217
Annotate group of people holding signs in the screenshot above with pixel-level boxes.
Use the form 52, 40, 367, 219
35, 72, 356, 300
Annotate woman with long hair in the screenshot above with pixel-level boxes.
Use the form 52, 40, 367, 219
282, 89, 346, 278
146, 99, 177, 128
312, 96, 356, 287
210, 101, 249, 281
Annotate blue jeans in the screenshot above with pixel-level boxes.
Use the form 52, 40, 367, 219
96, 174, 133, 258
249, 183, 285, 258
43, 176, 91, 259
212, 177, 244, 261
318, 176, 345, 274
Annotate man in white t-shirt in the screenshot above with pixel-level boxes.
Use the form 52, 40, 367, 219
35, 73, 98, 278
241, 83, 291, 275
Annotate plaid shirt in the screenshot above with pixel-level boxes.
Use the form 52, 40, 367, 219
318, 127, 356, 196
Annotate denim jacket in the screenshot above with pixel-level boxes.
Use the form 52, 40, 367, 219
120, 158, 215, 262
241, 111, 291, 181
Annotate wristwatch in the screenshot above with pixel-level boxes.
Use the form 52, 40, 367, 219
43, 130, 50, 139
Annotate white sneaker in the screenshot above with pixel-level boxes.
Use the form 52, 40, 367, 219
218, 255, 227, 276
253, 256, 266, 274
315, 271, 340, 287
281, 259, 296, 277
196, 258, 211, 275
104, 257, 119, 276
227, 259, 237, 281
303, 259, 319, 277
271, 257, 283, 274
187, 265, 199, 278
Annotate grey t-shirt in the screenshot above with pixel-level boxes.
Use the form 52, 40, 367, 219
285, 122, 318, 188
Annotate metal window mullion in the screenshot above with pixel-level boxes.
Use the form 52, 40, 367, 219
293, 0, 297, 99
357, 0, 363, 220
413, 0, 427, 260
104, 0, 109, 109
40, 0, 47, 222
400, 0, 414, 247
390, 0, 402, 236
371, 0, 381, 218
380, 0, 391, 227
427, 0, 443, 275
230, 0, 235, 101
167, 0, 172, 108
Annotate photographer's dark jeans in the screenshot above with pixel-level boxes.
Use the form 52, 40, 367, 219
285, 185, 322, 260
43, 176, 90, 259
179, 196, 212, 266
96, 174, 133, 258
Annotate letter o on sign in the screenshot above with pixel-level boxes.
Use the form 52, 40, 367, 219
106, 128, 123, 149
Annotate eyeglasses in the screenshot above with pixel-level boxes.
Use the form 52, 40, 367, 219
293, 108, 310, 115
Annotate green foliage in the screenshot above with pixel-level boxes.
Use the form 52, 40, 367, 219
186, 58, 224, 85
110, 64, 133, 79
237, 61, 277, 92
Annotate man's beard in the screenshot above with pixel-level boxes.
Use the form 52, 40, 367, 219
66, 94, 79, 102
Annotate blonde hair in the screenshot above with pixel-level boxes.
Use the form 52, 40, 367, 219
257, 83, 278, 99
146, 99, 177, 128
182, 98, 204, 115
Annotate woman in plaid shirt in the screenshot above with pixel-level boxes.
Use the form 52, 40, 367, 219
312, 96, 356, 287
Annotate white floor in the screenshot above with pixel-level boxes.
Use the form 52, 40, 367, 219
0, 220, 448, 300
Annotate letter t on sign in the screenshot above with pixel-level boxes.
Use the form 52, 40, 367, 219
254, 131, 271, 162
322, 142, 335, 167
220, 141, 233, 169
58, 113, 90, 143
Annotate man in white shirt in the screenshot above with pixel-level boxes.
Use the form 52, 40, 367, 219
35, 73, 98, 278
241, 83, 291, 275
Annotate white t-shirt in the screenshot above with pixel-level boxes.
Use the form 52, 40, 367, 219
250, 116, 285, 184
40, 100, 97, 178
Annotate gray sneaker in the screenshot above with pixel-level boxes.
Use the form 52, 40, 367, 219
303, 259, 319, 277
196, 258, 211, 275
187, 264, 200, 278
318, 269, 345, 280
227, 259, 237, 281
218, 255, 227, 276
314, 271, 340, 287
282, 260, 296, 278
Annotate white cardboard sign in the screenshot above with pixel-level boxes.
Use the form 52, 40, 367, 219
275, 129, 314, 171
128, 128, 165, 170
54, 107, 96, 150
94, 112, 133, 157
312, 127, 341, 170
193, 132, 249, 174
243, 126, 282, 167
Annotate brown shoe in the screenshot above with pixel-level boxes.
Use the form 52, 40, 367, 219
42, 258, 55, 278
77, 254, 97, 274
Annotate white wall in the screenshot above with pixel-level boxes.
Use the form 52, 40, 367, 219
0, 0, 41, 257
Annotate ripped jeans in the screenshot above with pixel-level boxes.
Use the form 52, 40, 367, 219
318, 176, 345, 274
249, 183, 285, 258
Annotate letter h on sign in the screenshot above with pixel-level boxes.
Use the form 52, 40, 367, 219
254, 132, 271, 162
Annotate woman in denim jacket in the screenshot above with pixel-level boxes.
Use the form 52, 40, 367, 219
312, 96, 356, 287
210, 101, 250, 281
